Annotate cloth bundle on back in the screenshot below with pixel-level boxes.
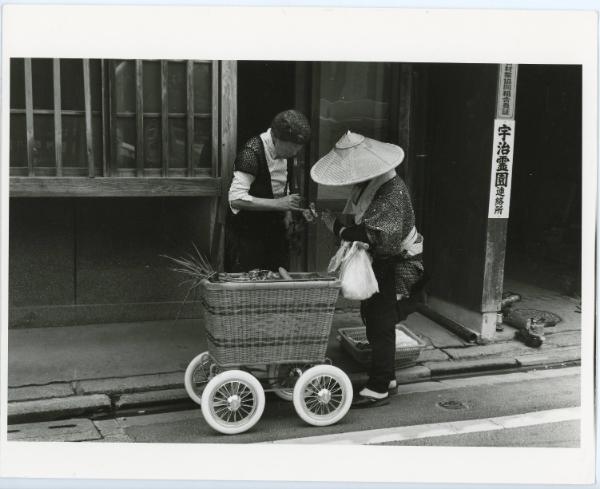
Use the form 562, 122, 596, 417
311, 131, 426, 408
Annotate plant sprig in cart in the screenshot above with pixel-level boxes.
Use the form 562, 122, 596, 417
163, 245, 300, 287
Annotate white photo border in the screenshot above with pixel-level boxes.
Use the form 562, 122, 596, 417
0, 4, 597, 485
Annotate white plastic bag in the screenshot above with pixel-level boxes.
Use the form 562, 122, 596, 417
339, 241, 379, 301
327, 241, 351, 274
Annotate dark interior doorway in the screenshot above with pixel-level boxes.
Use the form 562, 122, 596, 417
236, 61, 304, 269
237, 61, 296, 147
505, 65, 582, 297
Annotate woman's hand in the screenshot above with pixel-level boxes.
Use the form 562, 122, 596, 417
277, 193, 304, 211
301, 209, 314, 222
320, 209, 336, 233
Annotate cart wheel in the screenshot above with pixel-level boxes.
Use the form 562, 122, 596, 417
201, 370, 265, 435
293, 365, 353, 427
184, 351, 214, 405
267, 363, 305, 401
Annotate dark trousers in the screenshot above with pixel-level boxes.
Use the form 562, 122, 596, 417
360, 259, 417, 394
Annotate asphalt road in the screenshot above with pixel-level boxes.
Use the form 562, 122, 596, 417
90, 366, 581, 446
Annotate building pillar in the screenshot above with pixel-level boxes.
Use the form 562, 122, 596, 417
480, 64, 519, 338
212, 60, 237, 271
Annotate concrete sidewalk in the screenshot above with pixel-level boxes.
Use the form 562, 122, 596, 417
7, 280, 581, 424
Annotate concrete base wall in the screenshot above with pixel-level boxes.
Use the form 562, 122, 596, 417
428, 295, 497, 340
9, 197, 213, 328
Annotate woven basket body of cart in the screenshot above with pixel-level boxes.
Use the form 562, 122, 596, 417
199, 274, 341, 367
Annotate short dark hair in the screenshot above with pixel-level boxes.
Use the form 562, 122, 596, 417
270, 110, 311, 145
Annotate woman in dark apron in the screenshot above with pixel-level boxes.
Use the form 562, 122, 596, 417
225, 110, 311, 272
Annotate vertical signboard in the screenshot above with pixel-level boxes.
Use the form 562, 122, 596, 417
488, 64, 517, 219
488, 118, 515, 218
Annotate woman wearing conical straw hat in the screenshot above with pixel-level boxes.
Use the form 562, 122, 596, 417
311, 131, 426, 408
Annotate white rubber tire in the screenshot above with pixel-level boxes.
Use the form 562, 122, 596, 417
201, 370, 265, 435
267, 363, 305, 401
292, 365, 353, 427
184, 351, 213, 405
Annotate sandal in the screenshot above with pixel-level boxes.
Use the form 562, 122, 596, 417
351, 393, 390, 409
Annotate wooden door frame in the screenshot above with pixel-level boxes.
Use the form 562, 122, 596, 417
211, 60, 237, 271
288, 61, 313, 271
305, 62, 321, 272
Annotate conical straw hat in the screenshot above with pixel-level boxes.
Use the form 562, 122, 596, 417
310, 131, 405, 186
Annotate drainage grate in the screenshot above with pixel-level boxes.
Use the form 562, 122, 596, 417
7, 418, 102, 442
437, 400, 468, 410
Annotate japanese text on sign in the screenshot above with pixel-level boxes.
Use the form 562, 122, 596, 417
497, 64, 518, 118
488, 119, 515, 218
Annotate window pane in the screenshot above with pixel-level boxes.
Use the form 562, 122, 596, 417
32, 58, 54, 110
167, 62, 186, 113
193, 118, 211, 168
319, 62, 391, 155
143, 61, 161, 113
115, 118, 136, 169
10, 58, 25, 109
33, 114, 55, 166
144, 118, 161, 168
10, 114, 26, 166
193, 63, 211, 114
318, 62, 392, 200
62, 115, 86, 166
114, 60, 136, 113
61, 59, 85, 111
90, 59, 102, 112
93, 115, 103, 172
168, 118, 186, 168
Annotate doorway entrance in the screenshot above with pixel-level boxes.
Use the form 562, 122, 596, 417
235, 60, 303, 268
505, 65, 582, 298
237, 61, 296, 147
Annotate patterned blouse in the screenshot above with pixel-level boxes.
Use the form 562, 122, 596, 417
337, 176, 425, 299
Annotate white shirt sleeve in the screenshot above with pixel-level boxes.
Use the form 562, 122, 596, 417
228, 171, 256, 214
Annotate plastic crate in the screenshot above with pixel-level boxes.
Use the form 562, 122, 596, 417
337, 324, 426, 368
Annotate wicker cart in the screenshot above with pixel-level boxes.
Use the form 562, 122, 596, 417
183, 273, 353, 435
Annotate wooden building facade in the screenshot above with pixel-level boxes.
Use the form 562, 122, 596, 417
8, 59, 581, 340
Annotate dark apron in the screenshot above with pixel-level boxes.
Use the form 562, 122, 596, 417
224, 151, 295, 273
